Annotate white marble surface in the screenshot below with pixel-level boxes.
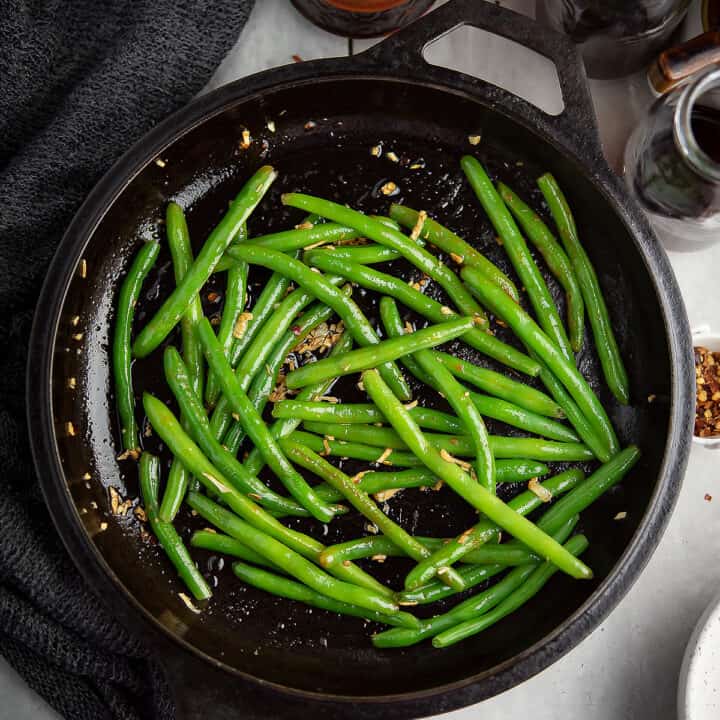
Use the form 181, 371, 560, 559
5, 1, 719, 719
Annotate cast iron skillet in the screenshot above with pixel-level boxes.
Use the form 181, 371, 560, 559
27, 1, 694, 718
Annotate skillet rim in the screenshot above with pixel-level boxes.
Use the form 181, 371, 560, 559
26, 57, 694, 710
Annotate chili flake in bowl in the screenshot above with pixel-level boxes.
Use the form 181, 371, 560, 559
695, 344, 720, 440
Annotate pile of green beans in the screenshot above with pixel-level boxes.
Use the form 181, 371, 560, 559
110, 158, 637, 650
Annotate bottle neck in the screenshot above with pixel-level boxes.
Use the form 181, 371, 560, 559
673, 67, 720, 183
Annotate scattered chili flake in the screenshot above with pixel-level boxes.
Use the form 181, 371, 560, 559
694, 346, 720, 437
207, 291, 221, 303
647, 394, 657, 403
292, 54, 303, 63
705, 493, 713, 502
468, 134, 482, 146
304, 120, 317, 130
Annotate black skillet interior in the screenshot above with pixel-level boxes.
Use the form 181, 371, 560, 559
48, 72, 675, 697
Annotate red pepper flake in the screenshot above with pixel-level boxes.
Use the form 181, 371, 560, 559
705, 493, 713, 502
292, 54, 303, 63
291, 325, 302, 336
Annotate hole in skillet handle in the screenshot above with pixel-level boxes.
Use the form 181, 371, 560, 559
355, 0, 604, 162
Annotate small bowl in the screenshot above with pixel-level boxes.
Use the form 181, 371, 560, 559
678, 586, 720, 720
691, 326, 720, 448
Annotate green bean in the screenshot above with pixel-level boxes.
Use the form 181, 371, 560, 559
462, 264, 620, 456
498, 183, 585, 352
232, 562, 419, 629
395, 515, 579, 606
306, 244, 402, 265
163, 346, 316, 517
209, 279, 338, 442
533, 445, 640, 536
461, 156, 574, 362
362, 369, 592, 580
432, 534, 589, 647
133, 166, 276, 357
398, 564, 505, 606
204, 233, 249, 406
378, 297, 495, 492
288, 430, 423, 466
190, 531, 280, 570
305, 247, 540, 377
389, 204, 520, 302
186, 492, 402, 618
282, 192, 488, 325
272, 401, 464, 433
196, 317, 340, 523
166, 202, 205, 396
113, 240, 160, 455
376, 518, 580, 647
161, 204, 203, 520
286, 316, 476, 390
225, 269, 294, 380
433, 351, 562, 418
222, 293, 346, 456
139, 452, 211, 601
226, 243, 411, 400
142, 393, 390, 595
312, 468, 438, 503
403, 468, 584, 589
538, 173, 630, 404
281, 439, 466, 591
302, 423, 593, 461
242, 332, 354, 478
469, 392, 579, 442
534, 357, 612, 463
321, 534, 538, 569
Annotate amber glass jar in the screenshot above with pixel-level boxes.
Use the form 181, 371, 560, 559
290, 0, 435, 38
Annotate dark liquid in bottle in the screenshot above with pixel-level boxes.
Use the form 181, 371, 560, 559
692, 108, 720, 163
635, 105, 720, 219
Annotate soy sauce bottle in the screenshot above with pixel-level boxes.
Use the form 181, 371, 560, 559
290, 0, 435, 38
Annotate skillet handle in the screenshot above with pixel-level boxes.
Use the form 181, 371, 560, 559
357, 0, 604, 162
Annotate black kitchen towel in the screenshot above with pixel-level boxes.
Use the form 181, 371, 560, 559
0, 1, 255, 718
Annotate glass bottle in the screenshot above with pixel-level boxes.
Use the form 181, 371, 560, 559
290, 0, 435, 38
624, 66, 720, 249
541, 0, 691, 79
